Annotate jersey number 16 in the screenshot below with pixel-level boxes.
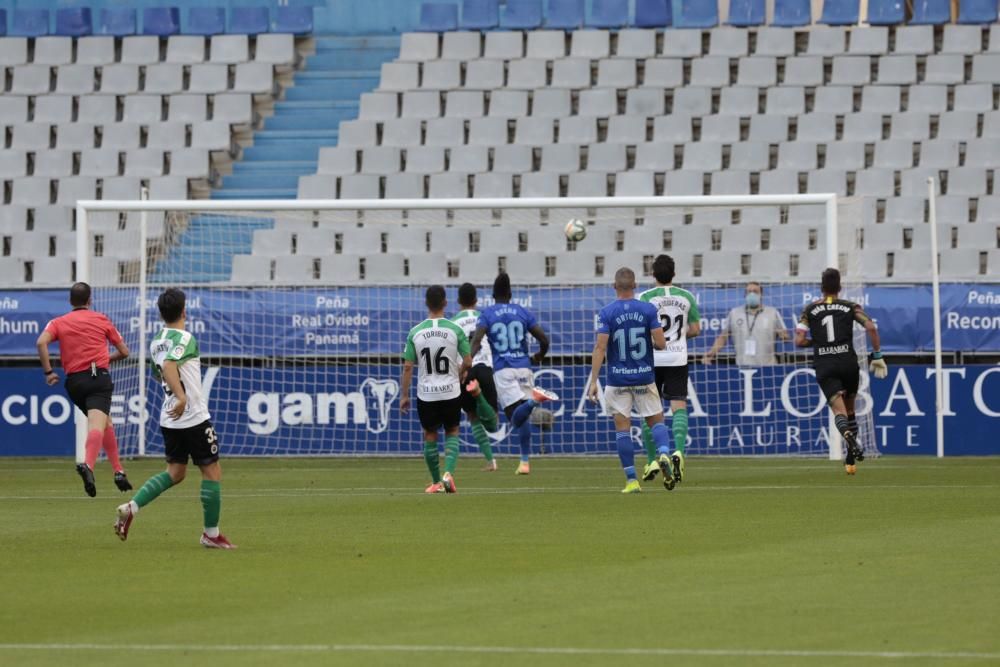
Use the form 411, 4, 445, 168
420, 347, 450, 375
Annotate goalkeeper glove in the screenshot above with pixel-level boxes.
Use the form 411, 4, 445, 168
869, 351, 888, 379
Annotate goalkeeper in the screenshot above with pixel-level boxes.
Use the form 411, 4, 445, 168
451, 283, 501, 471
795, 268, 887, 475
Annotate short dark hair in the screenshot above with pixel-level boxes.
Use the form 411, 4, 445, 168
457, 282, 477, 308
821, 268, 841, 295
157, 288, 186, 323
747, 281, 763, 295
614, 266, 636, 291
493, 272, 512, 301
652, 254, 675, 285
425, 285, 446, 311
69, 282, 91, 307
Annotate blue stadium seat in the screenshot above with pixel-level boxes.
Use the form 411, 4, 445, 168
501, 0, 543, 29
0, 11, 5, 37
274, 6, 313, 34
230, 6, 270, 34
867, 0, 905, 25
773, 0, 811, 26
958, 0, 999, 24
143, 7, 180, 36
546, 0, 584, 29
56, 8, 92, 37
461, 0, 499, 30
419, 3, 459, 31
11, 9, 50, 37
588, 0, 628, 28
188, 7, 226, 36
98, 8, 137, 37
911, 0, 951, 25
675, 0, 718, 28
727, 0, 765, 26
634, 0, 671, 27
819, 0, 859, 25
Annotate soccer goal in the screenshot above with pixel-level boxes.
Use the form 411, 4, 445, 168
76, 194, 876, 462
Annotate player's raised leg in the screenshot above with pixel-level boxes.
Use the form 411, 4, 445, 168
115, 463, 183, 541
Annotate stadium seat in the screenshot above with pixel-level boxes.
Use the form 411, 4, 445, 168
546, 0, 585, 29
11, 9, 49, 37
230, 7, 270, 35
808, 28, 846, 55
167, 36, 206, 64
210, 35, 250, 63
143, 8, 180, 37
274, 7, 314, 35
850, 27, 888, 55
588, 0, 628, 28
423, 60, 461, 87
187, 8, 226, 36
55, 8, 92, 37
97, 8, 136, 37
501, 0, 543, 29
911, 0, 950, 24
461, 0, 499, 30
819, 0, 860, 25
256, 34, 296, 65
727, 0, 765, 26
634, 0, 671, 27
419, 3, 459, 32
959, 0, 999, 24
675, 0, 718, 28
942, 25, 984, 54
866, 0, 905, 25
773, 0, 811, 26
121, 36, 160, 65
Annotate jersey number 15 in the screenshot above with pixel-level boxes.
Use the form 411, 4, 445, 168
613, 327, 647, 361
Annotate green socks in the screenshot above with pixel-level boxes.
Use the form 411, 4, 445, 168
132, 471, 174, 508
444, 435, 460, 475
423, 440, 441, 483
672, 407, 688, 454
474, 394, 498, 433
640, 423, 658, 464
471, 421, 494, 462
200, 480, 221, 530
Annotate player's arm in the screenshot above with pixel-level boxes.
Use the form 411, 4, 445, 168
686, 299, 701, 338
469, 326, 487, 359
35, 329, 60, 386
702, 325, 729, 364
161, 360, 187, 420
775, 311, 791, 342
399, 361, 414, 414
457, 329, 472, 384
587, 332, 608, 403
855, 308, 887, 378
794, 307, 812, 347
528, 324, 550, 365
106, 320, 129, 363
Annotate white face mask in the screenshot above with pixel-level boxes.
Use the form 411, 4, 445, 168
746, 292, 761, 308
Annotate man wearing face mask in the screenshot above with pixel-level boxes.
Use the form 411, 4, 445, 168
703, 282, 789, 366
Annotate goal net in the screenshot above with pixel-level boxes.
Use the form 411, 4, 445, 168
77, 195, 876, 461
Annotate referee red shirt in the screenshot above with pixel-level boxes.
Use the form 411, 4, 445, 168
44, 308, 124, 374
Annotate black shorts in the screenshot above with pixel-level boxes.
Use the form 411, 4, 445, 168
459, 364, 498, 416
417, 397, 462, 432
655, 365, 688, 402
814, 357, 860, 403
64, 369, 113, 416
162, 420, 220, 466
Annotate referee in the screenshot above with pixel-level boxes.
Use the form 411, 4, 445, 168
36, 282, 132, 497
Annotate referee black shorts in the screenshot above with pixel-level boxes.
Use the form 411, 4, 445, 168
417, 397, 462, 433
459, 364, 498, 416
814, 357, 860, 403
655, 365, 689, 402
64, 369, 113, 416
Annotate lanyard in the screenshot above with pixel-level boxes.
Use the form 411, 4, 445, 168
745, 306, 762, 336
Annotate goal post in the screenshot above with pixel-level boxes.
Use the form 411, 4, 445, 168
76, 193, 875, 463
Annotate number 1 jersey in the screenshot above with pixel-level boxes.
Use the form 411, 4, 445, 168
477, 303, 538, 372
403, 318, 470, 401
638, 286, 700, 367
597, 298, 662, 386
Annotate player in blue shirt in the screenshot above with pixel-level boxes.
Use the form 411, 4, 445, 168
587, 267, 678, 493
470, 272, 558, 475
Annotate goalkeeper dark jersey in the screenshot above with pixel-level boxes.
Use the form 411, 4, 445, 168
796, 297, 871, 362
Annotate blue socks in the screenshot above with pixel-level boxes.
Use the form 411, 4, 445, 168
651, 422, 672, 457
616, 431, 636, 480
511, 399, 536, 428
518, 421, 532, 462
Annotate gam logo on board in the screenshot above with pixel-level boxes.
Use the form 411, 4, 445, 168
247, 378, 400, 435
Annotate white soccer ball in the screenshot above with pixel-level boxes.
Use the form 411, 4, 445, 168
564, 218, 587, 242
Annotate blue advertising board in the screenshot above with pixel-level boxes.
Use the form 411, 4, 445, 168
2, 364, 997, 458
1, 284, 1000, 359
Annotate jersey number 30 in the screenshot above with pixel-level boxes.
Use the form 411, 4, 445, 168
490, 321, 525, 353
613, 326, 647, 361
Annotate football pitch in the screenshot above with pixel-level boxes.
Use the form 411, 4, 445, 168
0, 456, 998, 667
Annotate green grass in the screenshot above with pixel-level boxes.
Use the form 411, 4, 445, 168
0, 456, 998, 667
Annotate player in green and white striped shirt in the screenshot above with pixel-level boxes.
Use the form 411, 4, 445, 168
400, 286, 473, 494
638, 255, 701, 484
451, 283, 500, 471
114, 288, 235, 549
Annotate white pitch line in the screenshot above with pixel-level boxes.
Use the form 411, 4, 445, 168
0, 642, 997, 661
